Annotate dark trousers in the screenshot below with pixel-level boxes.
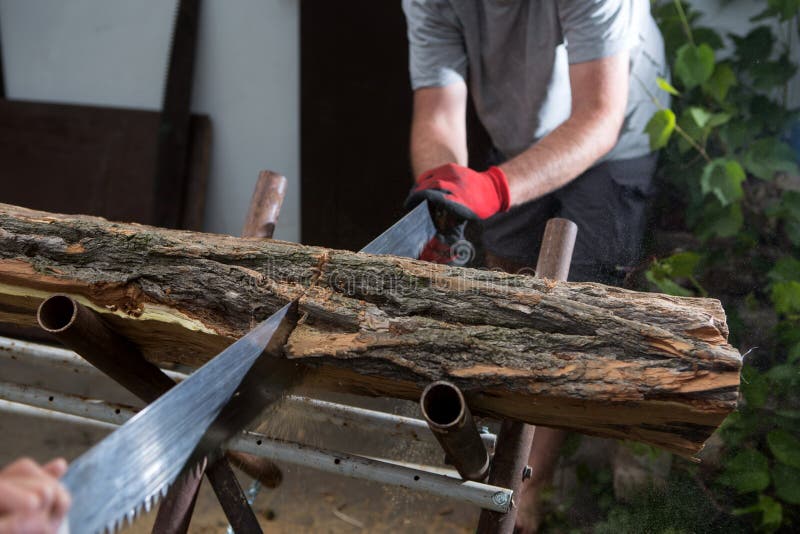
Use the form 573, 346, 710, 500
480, 154, 659, 285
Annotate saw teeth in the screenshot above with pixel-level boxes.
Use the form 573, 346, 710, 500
125, 508, 137, 525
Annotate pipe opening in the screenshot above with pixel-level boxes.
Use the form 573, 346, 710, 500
37, 295, 78, 332
421, 382, 464, 428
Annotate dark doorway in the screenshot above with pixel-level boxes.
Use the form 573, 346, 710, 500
300, 1, 413, 250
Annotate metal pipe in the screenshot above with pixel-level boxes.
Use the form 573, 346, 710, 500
0, 380, 135, 425
0, 336, 497, 451
221, 169, 290, 526
234, 434, 511, 513
299, 395, 496, 453
420, 381, 489, 482
241, 171, 288, 239
36, 295, 176, 402
0, 400, 116, 429
477, 217, 577, 533
0, 384, 512, 513
0, 335, 186, 382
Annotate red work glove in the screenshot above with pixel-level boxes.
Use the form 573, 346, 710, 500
419, 219, 473, 266
404, 163, 511, 220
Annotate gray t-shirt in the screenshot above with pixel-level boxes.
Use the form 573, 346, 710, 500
402, 0, 670, 162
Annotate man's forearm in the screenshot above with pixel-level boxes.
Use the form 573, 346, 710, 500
500, 51, 629, 207
499, 112, 618, 206
410, 121, 468, 178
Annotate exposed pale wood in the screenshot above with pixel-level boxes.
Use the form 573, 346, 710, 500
0, 203, 742, 457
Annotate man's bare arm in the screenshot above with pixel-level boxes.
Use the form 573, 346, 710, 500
500, 51, 630, 206
409, 82, 469, 178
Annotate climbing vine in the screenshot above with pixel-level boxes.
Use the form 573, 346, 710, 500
641, 0, 800, 531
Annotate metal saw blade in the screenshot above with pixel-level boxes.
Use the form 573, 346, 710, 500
360, 200, 436, 257
60, 202, 433, 532
59, 302, 297, 534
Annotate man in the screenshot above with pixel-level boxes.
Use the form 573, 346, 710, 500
0, 457, 70, 533
402, 0, 669, 531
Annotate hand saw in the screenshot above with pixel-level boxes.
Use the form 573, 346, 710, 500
58, 201, 436, 533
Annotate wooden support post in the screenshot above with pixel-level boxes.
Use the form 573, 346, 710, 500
242, 171, 288, 239
477, 218, 577, 534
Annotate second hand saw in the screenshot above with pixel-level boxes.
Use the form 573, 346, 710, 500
58, 201, 436, 533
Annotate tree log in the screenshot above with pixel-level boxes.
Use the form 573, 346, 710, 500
0, 203, 741, 457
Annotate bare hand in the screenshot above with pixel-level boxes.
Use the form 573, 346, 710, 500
0, 458, 70, 534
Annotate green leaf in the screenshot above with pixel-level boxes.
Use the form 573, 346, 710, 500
774, 192, 800, 246
776, 408, 800, 421
761, 495, 783, 529
786, 220, 800, 247
751, 53, 798, 90
743, 138, 800, 180
742, 365, 769, 408
718, 121, 753, 153
663, 252, 701, 278
696, 201, 743, 240
688, 107, 712, 128
771, 281, 800, 316
729, 447, 770, 472
750, 95, 792, 135
721, 411, 762, 445
790, 342, 800, 364
645, 271, 693, 297
718, 449, 771, 493
776, 408, 800, 434
718, 469, 771, 494
644, 252, 703, 297
731, 26, 774, 65
773, 464, 800, 504
752, 0, 800, 22
766, 364, 798, 386
677, 109, 706, 153
768, 429, 800, 468
645, 109, 676, 150
703, 63, 737, 103
657, 76, 680, 96
733, 495, 782, 530
777, 321, 800, 349
707, 112, 732, 128
674, 43, 715, 90
768, 257, 800, 284
700, 159, 746, 206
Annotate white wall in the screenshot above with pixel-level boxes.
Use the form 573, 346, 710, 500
0, 0, 300, 242
692, 0, 762, 36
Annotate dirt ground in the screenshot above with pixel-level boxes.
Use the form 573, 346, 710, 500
0, 347, 480, 533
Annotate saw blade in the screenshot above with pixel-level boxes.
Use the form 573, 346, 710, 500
59, 302, 298, 534
361, 200, 436, 256
60, 202, 434, 532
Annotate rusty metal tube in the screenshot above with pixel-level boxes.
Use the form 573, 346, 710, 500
420, 381, 489, 482
37, 294, 175, 402
477, 217, 577, 533
241, 170, 288, 239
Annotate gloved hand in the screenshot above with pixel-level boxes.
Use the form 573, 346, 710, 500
419, 217, 472, 266
404, 163, 511, 220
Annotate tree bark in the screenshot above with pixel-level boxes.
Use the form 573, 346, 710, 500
0, 203, 741, 457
